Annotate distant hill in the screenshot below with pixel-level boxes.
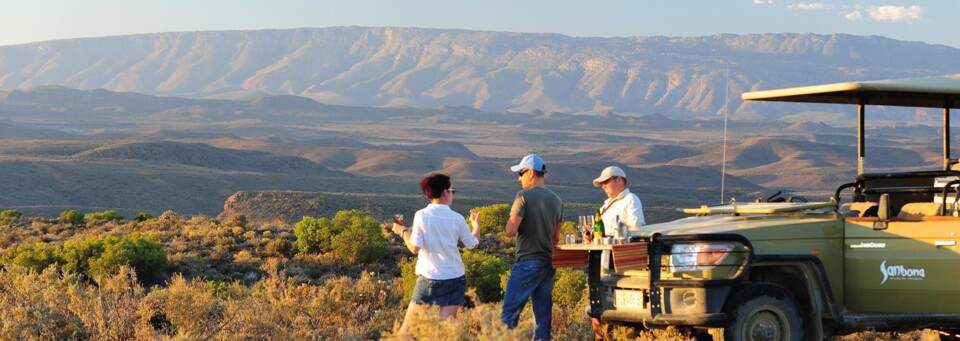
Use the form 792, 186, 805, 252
0, 82, 945, 219
1, 27, 957, 121
0, 121, 81, 140
75, 141, 346, 176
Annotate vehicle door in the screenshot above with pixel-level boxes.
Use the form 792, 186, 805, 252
844, 214, 960, 313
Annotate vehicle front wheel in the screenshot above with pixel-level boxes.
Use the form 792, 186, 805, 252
722, 284, 804, 341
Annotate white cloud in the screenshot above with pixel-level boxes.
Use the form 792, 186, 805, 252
866, 5, 922, 23
752, 0, 774, 4
844, 10, 863, 21
788, 2, 833, 10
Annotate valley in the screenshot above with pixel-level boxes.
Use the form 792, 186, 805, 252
0, 86, 947, 224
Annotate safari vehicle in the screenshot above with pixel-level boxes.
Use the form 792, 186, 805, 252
574, 75, 960, 340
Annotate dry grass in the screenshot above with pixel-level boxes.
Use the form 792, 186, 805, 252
0, 214, 947, 340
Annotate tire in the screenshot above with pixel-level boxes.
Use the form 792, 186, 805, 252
722, 284, 804, 341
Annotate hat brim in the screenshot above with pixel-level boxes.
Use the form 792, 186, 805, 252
592, 175, 612, 187
510, 164, 525, 172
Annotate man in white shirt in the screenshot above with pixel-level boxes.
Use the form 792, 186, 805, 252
588, 165, 646, 339
592, 165, 645, 235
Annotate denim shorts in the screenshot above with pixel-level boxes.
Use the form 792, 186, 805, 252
411, 275, 467, 306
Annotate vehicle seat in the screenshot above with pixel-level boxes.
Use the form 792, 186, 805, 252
840, 202, 878, 217
897, 202, 948, 217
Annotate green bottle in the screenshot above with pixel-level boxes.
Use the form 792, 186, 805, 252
593, 206, 605, 240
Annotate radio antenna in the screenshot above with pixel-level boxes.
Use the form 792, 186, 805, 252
720, 68, 730, 204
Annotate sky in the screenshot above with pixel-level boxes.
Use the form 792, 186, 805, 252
0, 0, 957, 48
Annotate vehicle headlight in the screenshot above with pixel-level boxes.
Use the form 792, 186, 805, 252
669, 242, 733, 272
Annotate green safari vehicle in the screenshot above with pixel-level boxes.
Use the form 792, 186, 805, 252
573, 75, 960, 340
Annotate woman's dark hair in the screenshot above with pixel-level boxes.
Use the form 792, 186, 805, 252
420, 173, 451, 199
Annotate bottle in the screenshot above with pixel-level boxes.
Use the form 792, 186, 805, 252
616, 215, 628, 244
593, 206, 605, 240
613, 215, 622, 240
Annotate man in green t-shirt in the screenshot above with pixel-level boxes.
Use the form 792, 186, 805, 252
501, 154, 563, 341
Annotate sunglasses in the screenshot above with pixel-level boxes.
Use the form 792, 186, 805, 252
447, 187, 456, 194
518, 169, 529, 177
601, 177, 620, 186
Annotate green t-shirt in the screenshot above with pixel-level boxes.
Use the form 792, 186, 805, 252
509, 187, 563, 261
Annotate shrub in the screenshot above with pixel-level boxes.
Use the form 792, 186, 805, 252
233, 250, 260, 265
293, 216, 334, 254
472, 204, 511, 233
329, 210, 386, 263
133, 211, 155, 222
399, 258, 418, 303
560, 221, 578, 235
0, 209, 22, 219
223, 213, 247, 228
61, 236, 107, 279
153, 274, 225, 339
85, 210, 124, 222
496, 267, 586, 309
398, 249, 510, 304
553, 268, 587, 309
59, 210, 84, 225
1, 242, 63, 272
89, 233, 168, 286
461, 249, 510, 302
295, 210, 386, 264
263, 238, 293, 258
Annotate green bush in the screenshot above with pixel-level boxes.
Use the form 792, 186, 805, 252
399, 258, 417, 303
60, 236, 107, 280
59, 210, 84, 225
85, 210, 124, 222
497, 267, 586, 309
560, 221, 578, 235
295, 210, 386, 264
133, 211, 155, 222
462, 249, 510, 303
1, 242, 63, 272
0, 209, 22, 219
473, 204, 511, 233
293, 216, 335, 254
329, 210, 386, 263
87, 234, 168, 285
397, 249, 508, 304
205, 280, 232, 299
553, 268, 587, 309
499, 268, 587, 309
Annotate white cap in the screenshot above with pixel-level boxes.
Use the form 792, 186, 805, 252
592, 166, 626, 187
510, 154, 545, 172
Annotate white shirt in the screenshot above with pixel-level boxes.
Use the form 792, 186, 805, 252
599, 188, 645, 236
409, 203, 479, 280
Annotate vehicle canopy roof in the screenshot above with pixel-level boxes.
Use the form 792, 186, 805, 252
741, 74, 960, 108
742, 74, 960, 173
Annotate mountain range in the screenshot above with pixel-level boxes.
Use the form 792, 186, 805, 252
1, 27, 958, 121
0, 27, 951, 221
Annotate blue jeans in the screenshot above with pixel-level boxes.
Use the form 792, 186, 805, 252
501, 259, 555, 341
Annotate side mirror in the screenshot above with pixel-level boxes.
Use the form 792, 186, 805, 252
874, 193, 889, 230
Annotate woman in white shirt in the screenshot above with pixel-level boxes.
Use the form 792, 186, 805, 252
392, 173, 481, 336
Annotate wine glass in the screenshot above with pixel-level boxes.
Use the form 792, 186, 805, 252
580, 215, 592, 243
394, 214, 404, 226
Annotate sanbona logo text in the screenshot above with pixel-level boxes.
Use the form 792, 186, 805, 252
880, 260, 925, 285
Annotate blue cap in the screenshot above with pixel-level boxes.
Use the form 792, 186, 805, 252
510, 154, 544, 172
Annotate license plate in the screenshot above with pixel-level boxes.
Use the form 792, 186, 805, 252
614, 290, 644, 309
